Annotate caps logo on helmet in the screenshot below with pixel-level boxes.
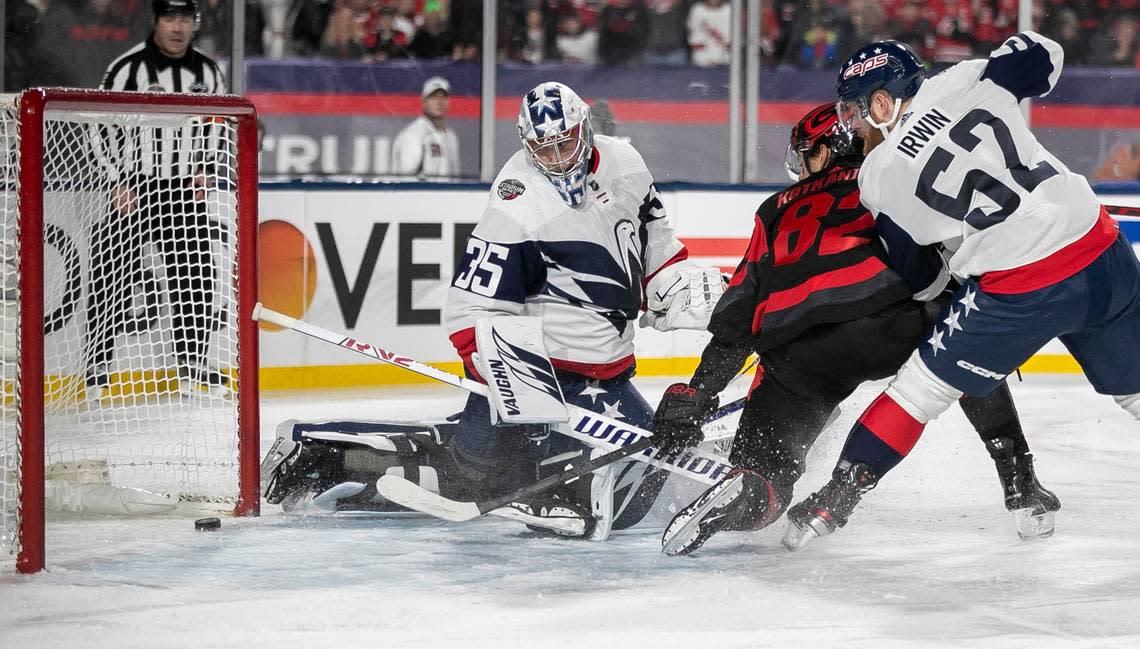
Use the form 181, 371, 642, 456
835, 41, 926, 138
843, 53, 891, 79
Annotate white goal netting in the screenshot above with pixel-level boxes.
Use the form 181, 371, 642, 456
1, 93, 252, 563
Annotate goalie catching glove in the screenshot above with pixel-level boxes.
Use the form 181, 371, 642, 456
651, 383, 719, 454
642, 261, 726, 332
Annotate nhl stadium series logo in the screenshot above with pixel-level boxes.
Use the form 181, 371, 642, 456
497, 179, 525, 201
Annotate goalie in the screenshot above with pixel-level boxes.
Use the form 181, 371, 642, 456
260, 81, 726, 540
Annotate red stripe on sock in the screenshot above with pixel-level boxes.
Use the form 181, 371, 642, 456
857, 393, 926, 456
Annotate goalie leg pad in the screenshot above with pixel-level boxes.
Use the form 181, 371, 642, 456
262, 418, 456, 512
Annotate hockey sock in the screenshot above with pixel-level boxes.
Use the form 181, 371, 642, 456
959, 381, 1029, 455
837, 393, 926, 478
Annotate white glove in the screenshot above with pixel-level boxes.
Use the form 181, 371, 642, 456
641, 263, 726, 332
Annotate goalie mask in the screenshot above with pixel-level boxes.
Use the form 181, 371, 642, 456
785, 103, 859, 181
517, 82, 594, 207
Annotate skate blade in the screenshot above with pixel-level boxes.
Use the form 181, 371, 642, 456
781, 520, 820, 552
661, 473, 744, 557
1013, 507, 1055, 540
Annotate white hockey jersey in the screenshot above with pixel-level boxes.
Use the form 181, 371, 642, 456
445, 135, 687, 379
390, 116, 461, 177
859, 32, 1104, 282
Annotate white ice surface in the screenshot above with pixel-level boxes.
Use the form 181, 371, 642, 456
2, 375, 1139, 649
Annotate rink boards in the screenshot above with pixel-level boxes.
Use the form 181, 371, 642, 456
255, 183, 1140, 390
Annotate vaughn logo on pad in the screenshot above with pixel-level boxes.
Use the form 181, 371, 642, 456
474, 316, 569, 424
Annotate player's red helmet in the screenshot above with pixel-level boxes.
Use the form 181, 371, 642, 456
784, 103, 859, 181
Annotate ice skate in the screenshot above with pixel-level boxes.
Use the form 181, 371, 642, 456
987, 438, 1060, 540
661, 468, 778, 556
782, 462, 877, 551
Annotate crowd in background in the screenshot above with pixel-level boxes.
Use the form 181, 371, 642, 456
5, 0, 1139, 90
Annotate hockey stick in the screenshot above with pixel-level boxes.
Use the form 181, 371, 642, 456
379, 398, 750, 524
1107, 204, 1138, 219
252, 304, 734, 487
376, 437, 657, 522
379, 357, 754, 523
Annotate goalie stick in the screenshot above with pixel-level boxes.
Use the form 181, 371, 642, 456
252, 304, 735, 487
378, 380, 754, 525
376, 437, 657, 522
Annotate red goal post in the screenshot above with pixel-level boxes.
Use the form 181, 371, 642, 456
3, 88, 261, 574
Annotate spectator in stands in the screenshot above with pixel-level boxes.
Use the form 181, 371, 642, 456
687, 0, 730, 67
5, 0, 42, 90
319, 1, 372, 60
556, 10, 599, 64
372, 5, 410, 60
197, 0, 266, 59
391, 76, 461, 177
1043, 6, 1087, 65
392, 0, 418, 43
450, 0, 482, 60
409, 2, 450, 59
885, 0, 934, 61
645, 0, 690, 66
597, 0, 649, 67
547, 0, 601, 31
768, 0, 801, 63
34, 0, 139, 88
1088, 12, 1138, 67
291, 0, 334, 56
972, 0, 1017, 55
783, 0, 851, 69
846, 0, 887, 45
507, 6, 551, 63
928, 0, 974, 62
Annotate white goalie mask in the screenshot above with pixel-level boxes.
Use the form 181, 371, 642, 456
517, 82, 595, 207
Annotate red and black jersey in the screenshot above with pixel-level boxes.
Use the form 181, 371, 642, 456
708, 158, 912, 353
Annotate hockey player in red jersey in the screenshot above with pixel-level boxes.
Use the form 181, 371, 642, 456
781, 34, 1140, 552
655, 103, 1058, 556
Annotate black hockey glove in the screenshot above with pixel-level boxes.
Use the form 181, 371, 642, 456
652, 383, 719, 454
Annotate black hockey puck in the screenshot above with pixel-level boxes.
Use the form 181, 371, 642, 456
195, 517, 221, 532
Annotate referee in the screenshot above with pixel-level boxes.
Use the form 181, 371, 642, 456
85, 0, 229, 393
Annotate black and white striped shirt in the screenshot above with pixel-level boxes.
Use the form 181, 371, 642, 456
95, 37, 227, 181
101, 37, 226, 95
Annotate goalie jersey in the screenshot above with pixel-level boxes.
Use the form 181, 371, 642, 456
859, 32, 1117, 291
446, 135, 687, 379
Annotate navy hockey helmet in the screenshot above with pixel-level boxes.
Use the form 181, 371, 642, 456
785, 102, 859, 181
836, 41, 925, 135
153, 0, 199, 19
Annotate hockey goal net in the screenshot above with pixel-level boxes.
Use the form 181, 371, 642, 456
1, 89, 260, 573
